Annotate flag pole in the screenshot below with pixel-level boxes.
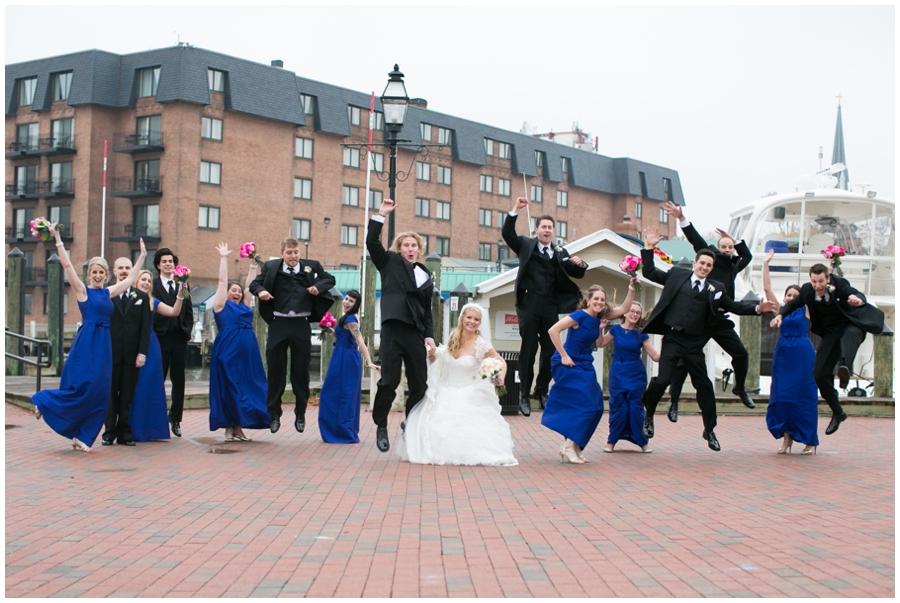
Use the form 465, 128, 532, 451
360, 92, 375, 320
522, 173, 533, 237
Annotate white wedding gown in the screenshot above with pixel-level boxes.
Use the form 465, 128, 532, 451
399, 338, 518, 466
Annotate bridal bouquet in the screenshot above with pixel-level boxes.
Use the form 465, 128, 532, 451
172, 265, 191, 299
318, 312, 337, 341
618, 255, 643, 292
479, 357, 507, 397
239, 242, 265, 266
823, 245, 845, 276
30, 216, 62, 242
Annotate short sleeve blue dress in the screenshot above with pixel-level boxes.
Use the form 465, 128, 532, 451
766, 307, 819, 446
129, 298, 171, 441
607, 324, 650, 448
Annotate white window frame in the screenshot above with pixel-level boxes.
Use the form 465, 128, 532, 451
479, 209, 492, 227
343, 147, 360, 168
498, 178, 511, 197
342, 185, 359, 207
341, 225, 359, 246
436, 201, 451, 221
295, 137, 313, 160
199, 205, 220, 230
415, 198, 430, 218
294, 177, 312, 200
416, 161, 431, 181
200, 160, 221, 185
293, 218, 311, 241
557, 190, 568, 207
201, 116, 223, 141
437, 165, 452, 185
531, 185, 543, 203
556, 221, 567, 239
480, 175, 492, 194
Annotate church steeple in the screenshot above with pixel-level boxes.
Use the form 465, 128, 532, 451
831, 95, 850, 190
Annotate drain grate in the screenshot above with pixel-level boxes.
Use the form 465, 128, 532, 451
6, 425, 20, 430
209, 447, 240, 454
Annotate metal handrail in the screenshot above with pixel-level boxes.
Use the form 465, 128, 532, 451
5, 327, 52, 392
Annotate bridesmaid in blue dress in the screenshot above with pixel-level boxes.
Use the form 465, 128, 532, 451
318, 290, 380, 443
762, 250, 819, 454
542, 281, 635, 464
32, 225, 146, 452
129, 269, 184, 441
209, 243, 270, 441
597, 301, 660, 453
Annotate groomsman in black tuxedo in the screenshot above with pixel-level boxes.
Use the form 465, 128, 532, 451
249, 237, 335, 434
502, 196, 588, 416
639, 226, 777, 451
152, 248, 193, 437
102, 257, 151, 446
366, 199, 435, 452
771, 263, 884, 435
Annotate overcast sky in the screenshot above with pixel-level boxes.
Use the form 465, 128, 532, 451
6, 5, 895, 237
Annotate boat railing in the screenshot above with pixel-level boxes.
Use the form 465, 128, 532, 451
745, 253, 895, 300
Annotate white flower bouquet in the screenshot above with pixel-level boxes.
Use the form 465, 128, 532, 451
479, 357, 506, 397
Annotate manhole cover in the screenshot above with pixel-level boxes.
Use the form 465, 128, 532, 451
209, 448, 240, 454
6, 424, 20, 430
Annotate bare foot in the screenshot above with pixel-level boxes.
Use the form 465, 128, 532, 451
72, 438, 92, 452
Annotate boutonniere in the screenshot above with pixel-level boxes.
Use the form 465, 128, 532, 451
303, 266, 312, 274
707, 285, 715, 293
826, 285, 835, 293
128, 290, 138, 300
554, 245, 564, 254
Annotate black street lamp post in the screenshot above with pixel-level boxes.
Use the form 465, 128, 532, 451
323, 217, 331, 266
380, 64, 410, 243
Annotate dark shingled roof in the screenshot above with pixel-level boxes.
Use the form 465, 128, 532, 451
7, 45, 684, 204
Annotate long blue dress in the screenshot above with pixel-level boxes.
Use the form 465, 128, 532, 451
209, 300, 270, 431
32, 287, 113, 447
542, 309, 604, 449
130, 298, 171, 441
607, 324, 650, 448
766, 307, 819, 446
318, 315, 362, 444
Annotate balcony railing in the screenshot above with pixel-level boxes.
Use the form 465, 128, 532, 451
109, 221, 162, 242
110, 176, 163, 198
6, 139, 39, 157
5, 223, 73, 243
24, 267, 48, 284
30, 179, 75, 198
30, 134, 77, 157
5, 181, 38, 199
112, 131, 164, 153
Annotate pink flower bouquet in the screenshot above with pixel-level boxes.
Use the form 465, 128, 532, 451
618, 255, 643, 292
479, 357, 507, 397
172, 265, 191, 299
29, 216, 62, 242
240, 242, 264, 266
317, 312, 338, 341
823, 245, 845, 276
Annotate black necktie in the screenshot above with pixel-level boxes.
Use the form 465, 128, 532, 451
288, 266, 295, 275
541, 246, 550, 260
693, 280, 702, 295
167, 281, 174, 296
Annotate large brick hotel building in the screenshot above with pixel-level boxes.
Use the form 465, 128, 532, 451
6, 45, 684, 324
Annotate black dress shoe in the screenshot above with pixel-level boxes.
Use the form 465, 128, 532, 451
118, 440, 135, 446
101, 438, 114, 446
732, 388, 756, 409
534, 393, 548, 410
376, 426, 390, 452
295, 417, 305, 433
170, 422, 182, 437
837, 365, 851, 390
270, 418, 281, 433
642, 414, 654, 438
825, 412, 848, 435
400, 420, 406, 431
519, 396, 532, 417
702, 430, 721, 451
667, 398, 678, 423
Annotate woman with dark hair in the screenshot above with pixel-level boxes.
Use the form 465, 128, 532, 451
762, 250, 819, 454
598, 300, 660, 453
208, 243, 270, 441
318, 290, 379, 443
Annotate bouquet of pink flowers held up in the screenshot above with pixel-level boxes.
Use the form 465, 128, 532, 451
30, 216, 63, 242
479, 357, 507, 397
172, 265, 191, 299
239, 242, 265, 266
318, 312, 338, 341
823, 245, 846, 277
618, 255, 643, 292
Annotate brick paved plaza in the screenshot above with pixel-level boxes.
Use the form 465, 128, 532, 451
6, 403, 894, 597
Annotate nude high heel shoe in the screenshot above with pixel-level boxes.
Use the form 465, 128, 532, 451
778, 434, 793, 454
801, 446, 817, 455
558, 440, 584, 464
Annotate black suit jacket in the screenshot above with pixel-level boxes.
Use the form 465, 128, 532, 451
110, 287, 151, 365
152, 276, 194, 338
366, 218, 435, 339
248, 258, 336, 325
639, 248, 760, 336
501, 212, 588, 313
778, 274, 884, 336
681, 222, 752, 299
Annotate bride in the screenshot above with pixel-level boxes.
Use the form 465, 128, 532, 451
399, 303, 518, 466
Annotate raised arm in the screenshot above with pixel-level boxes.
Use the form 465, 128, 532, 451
501, 197, 529, 255
50, 221, 86, 301
242, 263, 257, 306
761, 249, 777, 304
548, 314, 579, 367
640, 228, 671, 286
212, 242, 232, 313
606, 278, 637, 321
366, 199, 394, 270
728, 231, 753, 273
108, 238, 146, 298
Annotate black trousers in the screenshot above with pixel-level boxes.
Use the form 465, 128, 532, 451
668, 327, 748, 402
372, 320, 428, 427
158, 330, 189, 422
839, 325, 866, 373
105, 361, 140, 443
815, 325, 849, 417
517, 294, 559, 398
265, 317, 312, 419
643, 329, 719, 433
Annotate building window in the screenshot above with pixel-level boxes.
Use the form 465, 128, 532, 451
342, 185, 359, 207
556, 221, 567, 239
16, 122, 38, 151
12, 208, 35, 238
15, 165, 37, 195
200, 161, 221, 185
43, 292, 69, 316
499, 244, 509, 262
480, 175, 492, 193
348, 106, 361, 126
639, 171, 648, 197
497, 211, 507, 228
436, 201, 451, 221
420, 123, 432, 141
663, 177, 673, 202
529, 217, 536, 233
53, 72, 73, 101
293, 218, 310, 241
48, 205, 70, 230
50, 162, 73, 193
133, 204, 160, 238
138, 67, 160, 98
199, 205, 220, 229
201, 117, 222, 140
341, 225, 359, 246
561, 157, 570, 173
436, 237, 450, 256
437, 165, 452, 185
51, 118, 73, 148
484, 138, 494, 156
557, 190, 568, 207
371, 152, 384, 173
294, 177, 312, 200
659, 207, 669, 224
136, 115, 162, 146
300, 94, 315, 116
18, 77, 37, 106
635, 202, 642, 219
134, 159, 160, 189
479, 243, 492, 261
531, 185, 543, 203
368, 190, 383, 210
416, 161, 430, 181
437, 127, 452, 145
479, 209, 492, 227
415, 198, 430, 218
295, 137, 313, 160
372, 111, 384, 130
535, 150, 544, 167
498, 178, 511, 197
343, 147, 360, 168
208, 69, 225, 92
498, 142, 511, 159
